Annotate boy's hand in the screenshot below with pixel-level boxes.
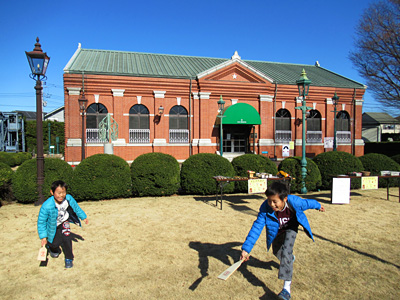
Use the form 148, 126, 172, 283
240, 250, 250, 261
319, 205, 325, 212
83, 218, 89, 225
41, 238, 47, 247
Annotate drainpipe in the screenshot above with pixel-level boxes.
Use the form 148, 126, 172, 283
189, 78, 192, 156
273, 83, 278, 158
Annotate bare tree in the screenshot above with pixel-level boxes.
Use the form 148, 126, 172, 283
350, 0, 400, 112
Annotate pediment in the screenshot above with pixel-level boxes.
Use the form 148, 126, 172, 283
201, 62, 267, 83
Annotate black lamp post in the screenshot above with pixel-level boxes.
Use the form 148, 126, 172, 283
78, 92, 88, 162
26, 37, 50, 206
217, 96, 225, 156
295, 69, 312, 194
332, 92, 339, 151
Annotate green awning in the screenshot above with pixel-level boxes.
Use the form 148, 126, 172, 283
221, 103, 261, 125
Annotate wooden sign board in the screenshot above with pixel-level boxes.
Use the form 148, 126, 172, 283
331, 178, 350, 204
37, 247, 47, 261
362, 176, 378, 190
248, 179, 267, 194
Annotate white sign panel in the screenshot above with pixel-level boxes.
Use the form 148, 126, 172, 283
324, 137, 334, 149
282, 144, 290, 157
331, 178, 350, 204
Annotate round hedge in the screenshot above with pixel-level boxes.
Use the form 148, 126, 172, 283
180, 153, 235, 195
359, 153, 400, 187
70, 154, 131, 201
0, 152, 16, 167
391, 154, 400, 165
130, 152, 180, 197
12, 158, 73, 204
0, 162, 14, 202
278, 157, 322, 193
231, 154, 278, 192
313, 151, 364, 190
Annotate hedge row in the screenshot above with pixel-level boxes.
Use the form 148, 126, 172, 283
5, 151, 400, 204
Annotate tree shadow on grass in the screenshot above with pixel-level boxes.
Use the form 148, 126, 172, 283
313, 231, 400, 270
194, 194, 264, 216
188, 241, 280, 299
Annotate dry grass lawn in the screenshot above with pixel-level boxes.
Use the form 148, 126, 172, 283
0, 188, 399, 300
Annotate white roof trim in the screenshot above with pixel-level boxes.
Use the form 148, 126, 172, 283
196, 55, 274, 83
63, 44, 82, 73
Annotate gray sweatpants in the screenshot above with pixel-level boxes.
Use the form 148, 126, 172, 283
272, 229, 297, 281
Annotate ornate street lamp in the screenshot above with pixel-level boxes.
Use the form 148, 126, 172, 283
217, 95, 225, 156
26, 37, 50, 206
295, 69, 312, 194
78, 91, 88, 162
332, 92, 339, 151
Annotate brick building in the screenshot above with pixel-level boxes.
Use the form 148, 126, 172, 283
63, 45, 366, 165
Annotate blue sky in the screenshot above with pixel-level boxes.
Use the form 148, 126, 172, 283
2, 0, 396, 116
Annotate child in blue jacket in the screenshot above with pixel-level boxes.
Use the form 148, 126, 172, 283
37, 180, 88, 268
240, 181, 325, 300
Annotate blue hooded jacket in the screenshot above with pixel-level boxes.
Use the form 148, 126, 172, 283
242, 194, 321, 253
37, 194, 87, 243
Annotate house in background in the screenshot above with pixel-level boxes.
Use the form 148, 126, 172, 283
63, 46, 366, 165
362, 112, 400, 142
45, 106, 65, 122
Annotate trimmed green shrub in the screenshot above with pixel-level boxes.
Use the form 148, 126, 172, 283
0, 162, 14, 202
12, 158, 73, 204
70, 154, 131, 201
391, 154, 400, 165
0, 152, 17, 167
313, 151, 364, 190
180, 153, 235, 195
130, 152, 180, 197
278, 157, 322, 193
359, 153, 400, 187
231, 154, 278, 192
15, 152, 32, 165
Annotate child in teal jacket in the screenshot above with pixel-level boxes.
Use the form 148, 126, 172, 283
37, 180, 88, 268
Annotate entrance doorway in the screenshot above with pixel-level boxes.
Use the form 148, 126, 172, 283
222, 125, 253, 154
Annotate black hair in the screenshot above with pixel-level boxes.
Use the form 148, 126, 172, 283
51, 180, 68, 193
265, 181, 289, 200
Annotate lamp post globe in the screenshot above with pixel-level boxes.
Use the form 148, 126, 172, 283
295, 69, 311, 194
26, 38, 50, 206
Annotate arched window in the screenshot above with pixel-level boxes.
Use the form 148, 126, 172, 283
307, 110, 322, 143
86, 103, 108, 143
129, 104, 150, 143
86, 103, 108, 128
336, 111, 351, 144
307, 109, 321, 131
337, 111, 350, 131
129, 104, 149, 129
276, 109, 291, 130
275, 109, 291, 142
169, 105, 189, 143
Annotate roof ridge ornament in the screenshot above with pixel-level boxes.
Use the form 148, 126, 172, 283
78, 43, 82, 49
231, 51, 241, 60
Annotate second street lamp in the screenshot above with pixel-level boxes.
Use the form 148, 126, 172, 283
295, 69, 312, 194
217, 96, 225, 156
332, 92, 339, 151
78, 91, 88, 162
26, 37, 50, 206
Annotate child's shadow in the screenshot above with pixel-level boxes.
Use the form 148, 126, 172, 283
39, 233, 84, 267
188, 241, 279, 298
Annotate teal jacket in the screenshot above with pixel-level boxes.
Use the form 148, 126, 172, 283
37, 194, 87, 243
242, 195, 321, 253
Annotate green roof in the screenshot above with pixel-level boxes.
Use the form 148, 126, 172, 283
64, 48, 366, 89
